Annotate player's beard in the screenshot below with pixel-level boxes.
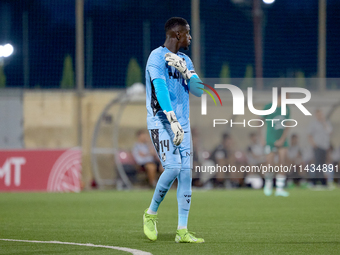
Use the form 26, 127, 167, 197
183, 46, 189, 50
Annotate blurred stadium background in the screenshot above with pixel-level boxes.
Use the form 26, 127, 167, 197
0, 0, 340, 191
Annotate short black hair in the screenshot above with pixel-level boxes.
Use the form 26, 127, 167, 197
165, 17, 188, 32
249, 132, 257, 138
222, 133, 230, 141
291, 133, 298, 139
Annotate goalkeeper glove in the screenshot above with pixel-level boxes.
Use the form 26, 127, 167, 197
163, 110, 184, 146
165, 53, 193, 80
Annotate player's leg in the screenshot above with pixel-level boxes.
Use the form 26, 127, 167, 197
176, 171, 191, 230
148, 127, 181, 213
143, 127, 181, 241
264, 145, 275, 196
275, 147, 289, 197
175, 130, 204, 243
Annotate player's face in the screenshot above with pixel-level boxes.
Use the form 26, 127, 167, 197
179, 24, 192, 50
315, 109, 324, 121
291, 136, 298, 145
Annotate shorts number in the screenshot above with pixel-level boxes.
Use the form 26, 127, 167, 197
160, 140, 170, 152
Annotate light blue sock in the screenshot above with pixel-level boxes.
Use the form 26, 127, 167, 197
177, 169, 192, 228
149, 167, 180, 212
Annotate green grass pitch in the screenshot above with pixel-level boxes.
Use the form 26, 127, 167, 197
0, 189, 339, 254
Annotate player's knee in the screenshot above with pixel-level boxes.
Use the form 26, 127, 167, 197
164, 165, 181, 176
180, 168, 192, 180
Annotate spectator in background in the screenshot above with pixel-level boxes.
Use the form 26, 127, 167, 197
287, 134, 303, 166
191, 127, 204, 187
210, 133, 236, 187
246, 132, 265, 167
327, 144, 340, 189
308, 108, 332, 186
331, 145, 340, 186
329, 145, 340, 167
132, 129, 161, 188
191, 128, 216, 189
261, 87, 291, 197
287, 134, 304, 185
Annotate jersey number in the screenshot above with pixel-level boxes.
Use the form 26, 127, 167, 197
160, 140, 170, 152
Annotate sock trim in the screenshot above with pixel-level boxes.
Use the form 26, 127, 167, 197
147, 208, 157, 215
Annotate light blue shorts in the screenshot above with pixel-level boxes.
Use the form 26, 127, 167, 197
149, 122, 192, 169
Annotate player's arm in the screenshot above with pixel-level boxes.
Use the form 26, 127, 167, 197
152, 78, 184, 146
165, 53, 203, 97
187, 74, 204, 97
147, 52, 184, 146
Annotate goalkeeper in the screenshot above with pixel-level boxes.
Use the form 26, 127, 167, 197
143, 17, 204, 243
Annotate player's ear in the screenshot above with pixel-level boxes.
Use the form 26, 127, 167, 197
176, 32, 180, 41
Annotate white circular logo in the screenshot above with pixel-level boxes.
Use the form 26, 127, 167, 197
47, 149, 82, 192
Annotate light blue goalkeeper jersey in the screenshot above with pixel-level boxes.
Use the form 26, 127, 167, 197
145, 46, 194, 132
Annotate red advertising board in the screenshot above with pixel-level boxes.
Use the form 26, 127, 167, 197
0, 148, 82, 192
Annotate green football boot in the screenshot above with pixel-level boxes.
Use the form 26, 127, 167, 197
175, 229, 204, 243
264, 184, 273, 196
275, 189, 289, 197
143, 209, 158, 241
